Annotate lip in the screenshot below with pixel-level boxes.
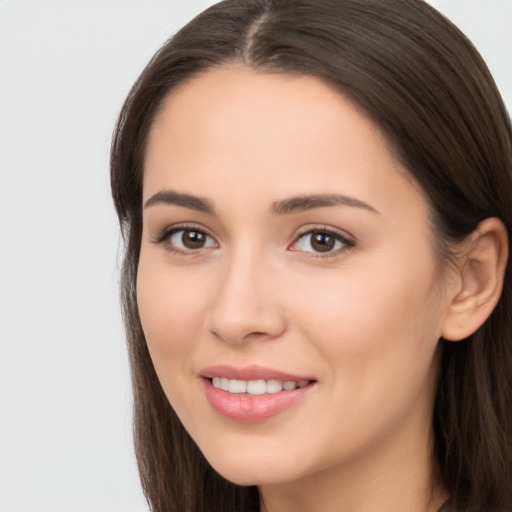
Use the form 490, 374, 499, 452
200, 364, 315, 382
200, 365, 317, 423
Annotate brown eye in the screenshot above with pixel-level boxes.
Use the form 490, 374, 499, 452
310, 232, 336, 252
167, 228, 217, 252
181, 230, 206, 249
293, 229, 353, 255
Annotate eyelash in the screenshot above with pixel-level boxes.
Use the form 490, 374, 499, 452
152, 224, 355, 258
290, 226, 355, 258
152, 224, 217, 256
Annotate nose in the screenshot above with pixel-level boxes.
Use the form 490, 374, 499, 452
206, 247, 287, 345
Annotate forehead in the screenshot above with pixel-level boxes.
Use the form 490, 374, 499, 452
143, 67, 425, 219
154, 66, 368, 124
148, 67, 383, 149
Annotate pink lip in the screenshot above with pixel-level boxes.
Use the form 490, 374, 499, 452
200, 364, 314, 382
200, 365, 317, 424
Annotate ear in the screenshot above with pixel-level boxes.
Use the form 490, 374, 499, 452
441, 217, 508, 342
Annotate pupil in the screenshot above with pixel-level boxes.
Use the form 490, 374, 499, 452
311, 232, 335, 252
183, 230, 205, 249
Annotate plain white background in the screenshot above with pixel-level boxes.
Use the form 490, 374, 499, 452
0, 1, 510, 511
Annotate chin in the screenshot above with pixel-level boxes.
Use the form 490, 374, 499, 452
215, 466, 296, 487
203, 447, 304, 487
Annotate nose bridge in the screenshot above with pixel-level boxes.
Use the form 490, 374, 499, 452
207, 241, 286, 344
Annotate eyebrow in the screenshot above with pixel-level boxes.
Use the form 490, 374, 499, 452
144, 190, 378, 215
272, 194, 379, 215
144, 190, 214, 213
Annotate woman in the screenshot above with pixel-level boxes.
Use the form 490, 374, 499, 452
110, 1, 512, 511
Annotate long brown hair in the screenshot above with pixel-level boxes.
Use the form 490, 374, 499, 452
111, 1, 512, 510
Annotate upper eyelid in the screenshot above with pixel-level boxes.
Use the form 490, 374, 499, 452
152, 223, 217, 245
293, 224, 355, 242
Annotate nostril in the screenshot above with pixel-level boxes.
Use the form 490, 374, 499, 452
244, 331, 268, 340
206, 273, 287, 344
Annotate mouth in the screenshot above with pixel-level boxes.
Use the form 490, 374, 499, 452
208, 376, 312, 395
200, 365, 317, 423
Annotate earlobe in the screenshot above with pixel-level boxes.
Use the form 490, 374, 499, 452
441, 217, 508, 342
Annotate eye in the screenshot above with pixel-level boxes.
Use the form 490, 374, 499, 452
290, 228, 354, 255
153, 226, 218, 254
170, 229, 216, 250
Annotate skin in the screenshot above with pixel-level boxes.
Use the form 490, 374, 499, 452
137, 67, 462, 512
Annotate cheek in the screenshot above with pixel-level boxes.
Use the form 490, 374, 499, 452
282, 261, 444, 463
289, 256, 444, 391
136, 255, 217, 423
136, 254, 208, 371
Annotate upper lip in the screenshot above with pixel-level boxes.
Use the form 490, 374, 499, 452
200, 364, 315, 382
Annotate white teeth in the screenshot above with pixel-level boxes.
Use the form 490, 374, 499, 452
246, 380, 266, 395
211, 377, 310, 394
283, 381, 297, 391
229, 379, 247, 393
266, 379, 283, 393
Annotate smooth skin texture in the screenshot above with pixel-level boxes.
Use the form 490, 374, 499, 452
137, 68, 507, 512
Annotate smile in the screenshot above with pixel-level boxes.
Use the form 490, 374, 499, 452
211, 377, 311, 395
200, 365, 317, 423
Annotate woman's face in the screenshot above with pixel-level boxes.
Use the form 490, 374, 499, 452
138, 68, 456, 487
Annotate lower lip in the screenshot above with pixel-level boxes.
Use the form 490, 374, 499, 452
202, 379, 315, 423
